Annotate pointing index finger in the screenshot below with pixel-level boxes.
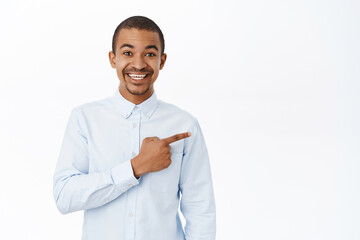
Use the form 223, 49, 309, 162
161, 132, 191, 145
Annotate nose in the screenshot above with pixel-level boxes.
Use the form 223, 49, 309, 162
131, 54, 147, 70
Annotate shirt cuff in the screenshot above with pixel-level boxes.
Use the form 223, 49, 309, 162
111, 160, 140, 187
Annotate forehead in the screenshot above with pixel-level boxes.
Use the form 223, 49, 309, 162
116, 28, 161, 49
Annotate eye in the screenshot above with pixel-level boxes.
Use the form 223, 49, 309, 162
123, 52, 132, 56
146, 52, 156, 57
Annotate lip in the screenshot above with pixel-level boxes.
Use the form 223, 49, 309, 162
125, 73, 150, 85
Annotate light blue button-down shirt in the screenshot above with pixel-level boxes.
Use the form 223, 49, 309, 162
53, 89, 216, 240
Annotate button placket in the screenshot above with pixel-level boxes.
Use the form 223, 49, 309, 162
125, 107, 141, 240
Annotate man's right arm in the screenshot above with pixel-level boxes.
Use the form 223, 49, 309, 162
53, 108, 139, 214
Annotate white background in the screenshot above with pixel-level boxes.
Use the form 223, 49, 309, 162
1, 0, 359, 239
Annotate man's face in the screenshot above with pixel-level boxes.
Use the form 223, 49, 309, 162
109, 28, 167, 102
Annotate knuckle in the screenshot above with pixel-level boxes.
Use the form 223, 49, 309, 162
145, 136, 159, 142
166, 159, 172, 168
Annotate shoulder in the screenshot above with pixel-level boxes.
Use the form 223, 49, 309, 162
157, 100, 199, 127
70, 96, 114, 117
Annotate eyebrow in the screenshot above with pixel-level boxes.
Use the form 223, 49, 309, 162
120, 44, 134, 49
119, 44, 159, 52
145, 45, 159, 51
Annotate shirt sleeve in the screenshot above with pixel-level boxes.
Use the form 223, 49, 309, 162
53, 108, 139, 215
179, 119, 216, 239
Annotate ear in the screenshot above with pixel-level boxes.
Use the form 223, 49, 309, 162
159, 53, 167, 70
108, 51, 116, 68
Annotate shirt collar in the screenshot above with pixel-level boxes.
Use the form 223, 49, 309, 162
114, 89, 158, 119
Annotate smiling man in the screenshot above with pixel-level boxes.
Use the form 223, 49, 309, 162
53, 16, 216, 240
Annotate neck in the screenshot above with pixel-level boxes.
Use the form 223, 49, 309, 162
119, 86, 154, 105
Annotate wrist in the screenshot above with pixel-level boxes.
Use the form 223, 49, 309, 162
131, 156, 145, 179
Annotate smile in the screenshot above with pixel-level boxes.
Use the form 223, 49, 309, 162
128, 74, 148, 80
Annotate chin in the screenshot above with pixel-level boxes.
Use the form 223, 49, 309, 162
127, 85, 151, 96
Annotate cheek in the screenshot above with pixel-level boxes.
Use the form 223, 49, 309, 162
116, 72, 123, 81
116, 68, 124, 79
150, 62, 161, 79
115, 63, 127, 79
150, 70, 159, 81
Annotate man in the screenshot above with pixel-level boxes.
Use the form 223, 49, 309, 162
53, 16, 216, 240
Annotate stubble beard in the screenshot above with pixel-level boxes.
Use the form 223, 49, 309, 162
125, 83, 151, 96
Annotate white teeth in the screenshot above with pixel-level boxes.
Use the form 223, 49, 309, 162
128, 74, 147, 80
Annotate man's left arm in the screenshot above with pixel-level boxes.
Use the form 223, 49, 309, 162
180, 119, 216, 240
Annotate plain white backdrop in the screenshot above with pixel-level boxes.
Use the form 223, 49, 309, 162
1, 0, 359, 239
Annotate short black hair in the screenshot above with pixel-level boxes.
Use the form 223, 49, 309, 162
112, 16, 165, 55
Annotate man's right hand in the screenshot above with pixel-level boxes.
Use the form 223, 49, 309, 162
131, 132, 191, 178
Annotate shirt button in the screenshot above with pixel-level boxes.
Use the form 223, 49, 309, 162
132, 152, 136, 157
129, 212, 133, 217
106, 198, 109, 203
133, 123, 137, 128
129, 184, 133, 187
